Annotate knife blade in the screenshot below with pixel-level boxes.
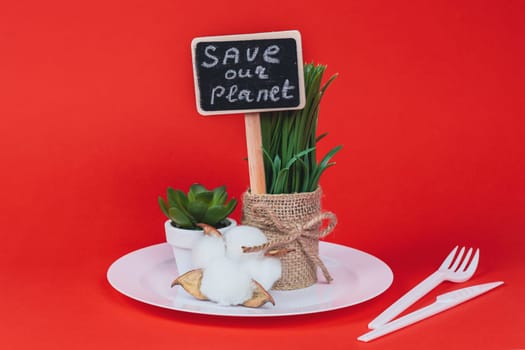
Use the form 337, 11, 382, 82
357, 281, 504, 342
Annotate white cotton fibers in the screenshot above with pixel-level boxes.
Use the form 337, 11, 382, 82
187, 225, 282, 306
240, 257, 282, 290
200, 257, 254, 306
223, 225, 268, 262
191, 234, 226, 269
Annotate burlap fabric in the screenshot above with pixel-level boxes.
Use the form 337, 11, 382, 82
241, 187, 337, 290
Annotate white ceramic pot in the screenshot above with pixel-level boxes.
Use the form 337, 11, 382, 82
164, 218, 237, 275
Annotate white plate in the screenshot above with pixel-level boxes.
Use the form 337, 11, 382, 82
107, 242, 393, 317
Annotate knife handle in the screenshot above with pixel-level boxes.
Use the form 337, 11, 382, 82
359, 301, 452, 342
368, 271, 444, 329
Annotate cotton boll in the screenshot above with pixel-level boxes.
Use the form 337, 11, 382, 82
224, 225, 268, 262
200, 257, 254, 306
241, 257, 282, 290
191, 235, 226, 269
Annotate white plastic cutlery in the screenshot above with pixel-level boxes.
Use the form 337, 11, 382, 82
357, 281, 503, 342
368, 246, 480, 329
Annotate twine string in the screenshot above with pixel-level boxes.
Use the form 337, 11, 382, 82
243, 204, 337, 283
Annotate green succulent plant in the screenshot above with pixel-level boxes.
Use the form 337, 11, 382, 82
158, 184, 237, 230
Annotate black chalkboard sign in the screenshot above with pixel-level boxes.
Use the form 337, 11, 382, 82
191, 31, 305, 116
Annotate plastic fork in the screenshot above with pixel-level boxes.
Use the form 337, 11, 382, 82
368, 246, 480, 329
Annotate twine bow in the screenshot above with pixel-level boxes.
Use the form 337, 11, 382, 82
242, 204, 338, 283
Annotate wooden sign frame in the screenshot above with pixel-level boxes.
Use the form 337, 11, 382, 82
191, 30, 305, 116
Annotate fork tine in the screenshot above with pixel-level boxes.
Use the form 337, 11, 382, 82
464, 249, 480, 276
458, 248, 473, 271
439, 246, 458, 269
450, 246, 466, 271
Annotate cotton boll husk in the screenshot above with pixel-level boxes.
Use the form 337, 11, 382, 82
224, 225, 268, 262
200, 258, 254, 306
191, 235, 226, 269
241, 257, 282, 290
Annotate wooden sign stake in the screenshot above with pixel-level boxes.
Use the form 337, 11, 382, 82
244, 112, 266, 194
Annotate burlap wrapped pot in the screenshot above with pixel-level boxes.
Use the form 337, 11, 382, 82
241, 187, 337, 290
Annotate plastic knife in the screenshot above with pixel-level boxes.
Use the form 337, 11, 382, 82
357, 281, 504, 342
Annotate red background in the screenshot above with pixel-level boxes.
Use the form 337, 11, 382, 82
1, 0, 524, 349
